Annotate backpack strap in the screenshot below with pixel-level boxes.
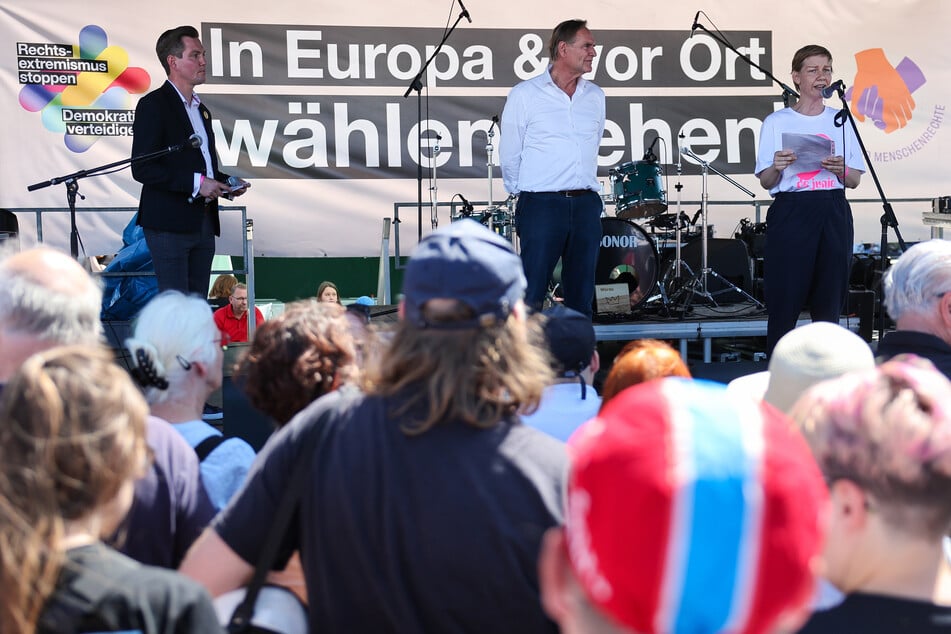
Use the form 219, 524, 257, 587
194, 434, 226, 462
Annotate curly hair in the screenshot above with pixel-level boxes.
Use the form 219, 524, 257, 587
235, 300, 358, 425
0, 345, 148, 633
792, 356, 951, 539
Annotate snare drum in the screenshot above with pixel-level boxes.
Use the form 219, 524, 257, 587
610, 160, 667, 220
596, 218, 659, 311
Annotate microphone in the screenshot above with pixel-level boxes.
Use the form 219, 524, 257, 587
690, 11, 700, 37
170, 133, 202, 153
821, 80, 845, 99
491, 114, 500, 132
643, 136, 659, 162
690, 208, 703, 225
457, 0, 472, 23
458, 194, 474, 214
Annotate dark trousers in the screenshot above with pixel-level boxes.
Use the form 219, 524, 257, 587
764, 189, 854, 357
515, 191, 603, 317
143, 211, 216, 297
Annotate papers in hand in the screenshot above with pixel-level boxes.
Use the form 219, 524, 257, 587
782, 133, 833, 173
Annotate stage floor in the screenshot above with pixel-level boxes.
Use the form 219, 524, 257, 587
593, 299, 869, 363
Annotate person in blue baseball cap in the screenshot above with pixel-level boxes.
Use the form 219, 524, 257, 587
181, 219, 569, 633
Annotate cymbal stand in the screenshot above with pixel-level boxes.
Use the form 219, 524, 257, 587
430, 134, 442, 229
672, 146, 763, 310
659, 138, 694, 312
485, 116, 497, 232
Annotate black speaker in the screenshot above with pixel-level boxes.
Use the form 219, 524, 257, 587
0, 209, 19, 248
667, 238, 753, 304
845, 289, 876, 342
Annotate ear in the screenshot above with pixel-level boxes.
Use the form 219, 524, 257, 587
589, 350, 600, 375
538, 527, 572, 624
397, 299, 406, 320
938, 292, 951, 332
828, 478, 870, 531
190, 359, 208, 379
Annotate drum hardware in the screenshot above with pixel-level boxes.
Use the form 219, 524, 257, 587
663, 144, 763, 311
593, 218, 659, 315
430, 133, 442, 229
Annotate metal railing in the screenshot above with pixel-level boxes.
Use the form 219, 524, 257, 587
7, 205, 258, 338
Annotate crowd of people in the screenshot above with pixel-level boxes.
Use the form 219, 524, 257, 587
4, 218, 951, 633
3, 18, 951, 634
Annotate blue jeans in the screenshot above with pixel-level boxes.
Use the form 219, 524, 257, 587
515, 191, 603, 317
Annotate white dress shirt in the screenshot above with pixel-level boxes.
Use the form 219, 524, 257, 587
500, 67, 605, 195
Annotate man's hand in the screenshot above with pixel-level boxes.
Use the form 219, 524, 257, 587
199, 177, 230, 200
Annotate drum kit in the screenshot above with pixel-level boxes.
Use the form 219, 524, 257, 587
453, 122, 762, 318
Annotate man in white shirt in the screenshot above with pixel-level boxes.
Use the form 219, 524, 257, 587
500, 19, 606, 318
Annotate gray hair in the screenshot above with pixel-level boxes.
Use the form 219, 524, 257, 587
883, 240, 951, 320
125, 291, 219, 404
0, 246, 102, 346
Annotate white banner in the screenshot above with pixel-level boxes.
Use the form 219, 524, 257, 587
2, 1, 948, 256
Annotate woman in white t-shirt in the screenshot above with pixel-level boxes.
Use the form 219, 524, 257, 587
754, 44, 865, 357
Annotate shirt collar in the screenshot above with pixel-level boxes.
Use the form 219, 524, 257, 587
167, 80, 201, 108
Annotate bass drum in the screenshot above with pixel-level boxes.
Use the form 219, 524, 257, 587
596, 218, 659, 312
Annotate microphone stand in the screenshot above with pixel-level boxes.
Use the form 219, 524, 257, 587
676, 145, 762, 310
27, 142, 194, 259
691, 18, 799, 106
403, 7, 469, 242
827, 84, 906, 336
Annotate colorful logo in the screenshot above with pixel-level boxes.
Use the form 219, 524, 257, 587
847, 48, 926, 134
17, 25, 150, 152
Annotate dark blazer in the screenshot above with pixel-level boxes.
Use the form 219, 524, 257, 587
132, 81, 229, 235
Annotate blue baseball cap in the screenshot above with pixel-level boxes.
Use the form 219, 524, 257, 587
402, 219, 526, 329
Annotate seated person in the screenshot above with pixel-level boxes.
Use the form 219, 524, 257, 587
213, 282, 264, 344
792, 357, 951, 633
208, 273, 238, 310
0, 346, 219, 633
316, 280, 341, 304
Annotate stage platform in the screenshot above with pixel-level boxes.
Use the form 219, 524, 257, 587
591, 300, 870, 363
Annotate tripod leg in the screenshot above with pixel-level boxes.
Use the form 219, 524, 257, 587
704, 268, 765, 308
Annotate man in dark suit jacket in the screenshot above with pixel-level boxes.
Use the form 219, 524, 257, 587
132, 25, 248, 296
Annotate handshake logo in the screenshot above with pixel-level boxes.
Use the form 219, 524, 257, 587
847, 48, 926, 134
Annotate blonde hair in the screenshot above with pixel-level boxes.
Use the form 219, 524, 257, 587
365, 300, 553, 435
0, 345, 148, 633
792, 356, 951, 539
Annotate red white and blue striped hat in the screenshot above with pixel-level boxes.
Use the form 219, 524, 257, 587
565, 377, 827, 634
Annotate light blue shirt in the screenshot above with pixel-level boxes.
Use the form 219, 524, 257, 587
173, 419, 256, 511
520, 382, 602, 442
500, 67, 605, 195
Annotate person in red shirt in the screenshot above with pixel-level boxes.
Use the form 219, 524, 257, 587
213, 283, 263, 343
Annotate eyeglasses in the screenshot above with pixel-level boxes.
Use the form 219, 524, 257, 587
176, 336, 230, 370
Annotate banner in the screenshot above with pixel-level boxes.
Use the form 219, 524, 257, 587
3, 1, 948, 256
